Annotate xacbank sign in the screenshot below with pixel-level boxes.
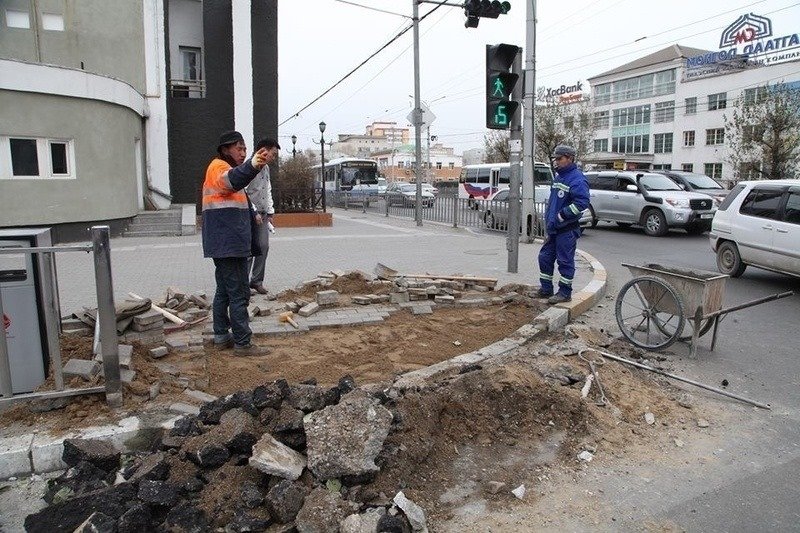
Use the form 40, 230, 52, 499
685, 12, 800, 80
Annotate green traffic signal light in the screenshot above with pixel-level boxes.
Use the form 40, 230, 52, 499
485, 44, 520, 130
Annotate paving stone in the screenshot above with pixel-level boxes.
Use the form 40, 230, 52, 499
184, 389, 217, 403
351, 296, 371, 305
165, 338, 189, 351
299, 302, 320, 317
62, 359, 100, 381
120, 368, 137, 383
149, 346, 169, 359
390, 291, 410, 304
169, 403, 200, 416
434, 295, 455, 305
411, 305, 433, 315
316, 290, 339, 306
134, 309, 164, 326
131, 319, 164, 332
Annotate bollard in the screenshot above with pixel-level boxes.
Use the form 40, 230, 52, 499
91, 226, 123, 408
452, 194, 458, 228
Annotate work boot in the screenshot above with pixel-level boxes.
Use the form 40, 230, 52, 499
547, 293, 572, 304
212, 334, 234, 349
535, 288, 553, 299
250, 284, 269, 295
233, 343, 271, 356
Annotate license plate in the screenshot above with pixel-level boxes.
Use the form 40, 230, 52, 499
700, 213, 714, 219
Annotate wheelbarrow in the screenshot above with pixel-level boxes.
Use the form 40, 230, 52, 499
615, 263, 793, 357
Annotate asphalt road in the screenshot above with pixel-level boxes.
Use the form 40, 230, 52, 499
574, 222, 800, 532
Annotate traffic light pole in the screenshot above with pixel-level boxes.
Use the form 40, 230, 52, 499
412, 0, 424, 226
507, 49, 523, 273
521, 0, 537, 243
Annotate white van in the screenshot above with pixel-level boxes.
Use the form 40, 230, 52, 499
710, 179, 800, 278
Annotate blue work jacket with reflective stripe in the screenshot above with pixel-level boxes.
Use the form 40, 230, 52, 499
544, 163, 590, 235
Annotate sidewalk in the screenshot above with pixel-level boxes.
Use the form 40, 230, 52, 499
55, 209, 595, 314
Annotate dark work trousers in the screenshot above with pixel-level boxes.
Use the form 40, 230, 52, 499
212, 257, 251, 347
248, 216, 270, 286
537, 229, 580, 297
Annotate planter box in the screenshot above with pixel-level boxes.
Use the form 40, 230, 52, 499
273, 212, 332, 228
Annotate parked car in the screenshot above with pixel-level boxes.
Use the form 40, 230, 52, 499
481, 189, 592, 231
377, 177, 387, 194
385, 182, 435, 207
652, 169, 729, 205
709, 179, 800, 278
420, 183, 439, 196
584, 171, 717, 236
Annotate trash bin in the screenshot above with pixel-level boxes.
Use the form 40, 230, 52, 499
0, 228, 61, 393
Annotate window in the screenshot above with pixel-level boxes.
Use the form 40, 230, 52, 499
593, 111, 609, 129
448, 162, 455, 169
683, 130, 695, 147
654, 69, 676, 96
612, 105, 650, 127
739, 188, 783, 219
738, 162, 762, 180
607, 69, 675, 103
783, 191, 800, 224
586, 175, 615, 191
5, 9, 30, 28
579, 113, 590, 129
654, 101, 675, 123
682, 163, 694, 172
652, 164, 672, 170
744, 87, 768, 105
2, 137, 74, 179
743, 125, 765, 144
685, 97, 697, 115
654, 133, 673, 153
706, 128, 725, 145
564, 116, 574, 129
594, 138, 609, 152
180, 46, 202, 81
612, 130, 649, 153
41, 13, 64, 31
436, 162, 442, 169
704, 163, 723, 179
708, 92, 727, 111
9, 139, 38, 176
594, 84, 611, 105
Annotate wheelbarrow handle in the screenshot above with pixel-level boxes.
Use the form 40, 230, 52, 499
705, 291, 794, 320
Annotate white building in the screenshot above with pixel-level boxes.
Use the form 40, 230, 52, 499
462, 147, 486, 166
586, 41, 800, 186
370, 143, 462, 182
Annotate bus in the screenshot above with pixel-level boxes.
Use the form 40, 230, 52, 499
313, 157, 381, 198
458, 161, 553, 203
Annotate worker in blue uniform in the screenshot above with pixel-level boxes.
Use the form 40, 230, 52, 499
537, 145, 590, 304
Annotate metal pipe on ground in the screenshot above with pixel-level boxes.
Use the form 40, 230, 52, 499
583, 347, 771, 410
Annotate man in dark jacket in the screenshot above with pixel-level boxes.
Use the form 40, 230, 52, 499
202, 131, 270, 354
537, 145, 590, 304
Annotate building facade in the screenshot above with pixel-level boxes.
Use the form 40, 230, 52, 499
586, 43, 800, 186
371, 143, 462, 182
332, 121, 411, 159
0, 0, 277, 241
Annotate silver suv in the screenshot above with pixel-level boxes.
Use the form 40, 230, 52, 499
585, 171, 717, 236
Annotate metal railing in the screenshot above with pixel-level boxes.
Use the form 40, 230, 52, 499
169, 79, 205, 98
328, 190, 548, 237
0, 226, 122, 408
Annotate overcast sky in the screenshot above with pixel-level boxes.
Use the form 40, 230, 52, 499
276, 0, 799, 154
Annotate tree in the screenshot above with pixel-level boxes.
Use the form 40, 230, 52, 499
724, 83, 800, 180
483, 130, 509, 162
533, 99, 597, 163
274, 154, 317, 212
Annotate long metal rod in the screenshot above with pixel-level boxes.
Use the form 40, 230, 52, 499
0, 289, 13, 397
91, 226, 122, 408
585, 348, 771, 410
521, 0, 537, 242
0, 386, 106, 407
412, 0, 423, 226
0, 245, 91, 254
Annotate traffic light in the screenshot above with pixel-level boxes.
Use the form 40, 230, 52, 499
464, 0, 511, 28
486, 43, 520, 129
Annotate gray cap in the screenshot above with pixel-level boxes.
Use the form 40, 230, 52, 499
552, 144, 577, 158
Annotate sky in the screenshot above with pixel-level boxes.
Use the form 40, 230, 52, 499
276, 0, 800, 154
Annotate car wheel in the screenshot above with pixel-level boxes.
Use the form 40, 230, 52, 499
484, 212, 495, 229
589, 206, 598, 228
643, 209, 668, 237
717, 241, 747, 277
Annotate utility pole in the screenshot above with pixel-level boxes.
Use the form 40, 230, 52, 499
412, 0, 423, 225
521, 0, 537, 242
507, 50, 523, 272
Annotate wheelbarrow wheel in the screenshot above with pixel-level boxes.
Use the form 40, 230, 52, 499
616, 275, 686, 351
672, 316, 715, 341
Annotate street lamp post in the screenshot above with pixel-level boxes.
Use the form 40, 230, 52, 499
319, 121, 327, 212
291, 134, 297, 159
